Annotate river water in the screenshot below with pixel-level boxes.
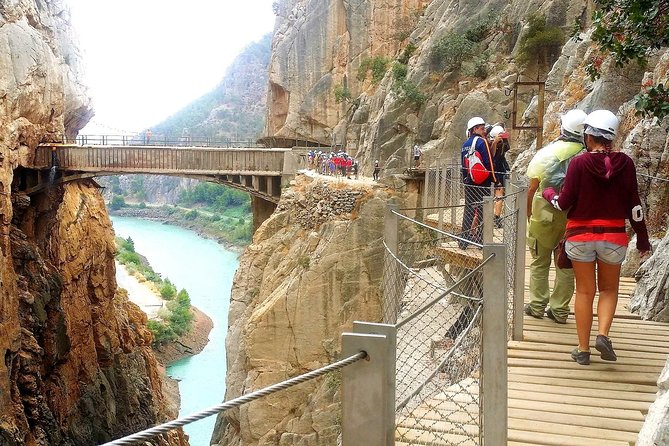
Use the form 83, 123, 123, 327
111, 216, 239, 445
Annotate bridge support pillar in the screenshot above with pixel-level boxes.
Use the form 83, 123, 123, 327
251, 196, 277, 232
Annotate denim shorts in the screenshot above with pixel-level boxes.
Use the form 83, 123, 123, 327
565, 240, 627, 265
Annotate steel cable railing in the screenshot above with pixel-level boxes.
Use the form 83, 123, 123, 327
100, 351, 366, 446
393, 251, 494, 330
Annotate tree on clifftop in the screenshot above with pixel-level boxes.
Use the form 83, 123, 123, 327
586, 0, 669, 119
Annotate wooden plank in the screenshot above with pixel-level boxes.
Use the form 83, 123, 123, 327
508, 341, 669, 362
508, 348, 668, 367
508, 395, 647, 420
507, 372, 658, 393
508, 381, 654, 405
508, 407, 643, 432
507, 388, 652, 411
522, 318, 669, 338
508, 429, 631, 446
433, 242, 482, 269
509, 366, 658, 386
508, 357, 664, 374
523, 331, 669, 353
508, 418, 637, 442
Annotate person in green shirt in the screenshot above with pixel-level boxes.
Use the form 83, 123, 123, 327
524, 109, 587, 323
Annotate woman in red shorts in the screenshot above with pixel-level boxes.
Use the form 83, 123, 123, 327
542, 109, 651, 365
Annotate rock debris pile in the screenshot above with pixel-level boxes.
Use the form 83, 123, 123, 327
277, 180, 367, 229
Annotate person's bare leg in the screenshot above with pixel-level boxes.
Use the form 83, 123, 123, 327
596, 259, 621, 337
494, 187, 504, 217
573, 260, 597, 351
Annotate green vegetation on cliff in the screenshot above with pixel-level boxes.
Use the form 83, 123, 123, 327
115, 237, 194, 346
586, 0, 669, 120
152, 33, 272, 140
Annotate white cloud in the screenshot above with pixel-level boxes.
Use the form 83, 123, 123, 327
67, 0, 276, 134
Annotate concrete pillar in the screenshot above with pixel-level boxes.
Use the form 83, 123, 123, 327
251, 195, 277, 232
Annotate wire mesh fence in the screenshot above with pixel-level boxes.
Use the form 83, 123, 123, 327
382, 166, 523, 445
420, 166, 526, 333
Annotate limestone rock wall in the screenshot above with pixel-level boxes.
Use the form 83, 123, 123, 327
1, 1, 185, 444
212, 176, 397, 446
265, 0, 668, 237
266, 0, 669, 282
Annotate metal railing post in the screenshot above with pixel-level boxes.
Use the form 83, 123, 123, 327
481, 243, 508, 445
385, 203, 399, 256
483, 195, 494, 244
383, 203, 402, 324
450, 166, 457, 227
438, 165, 445, 230
342, 326, 394, 446
512, 178, 528, 341
352, 322, 396, 444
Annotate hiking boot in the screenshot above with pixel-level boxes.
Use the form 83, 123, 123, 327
524, 303, 543, 319
571, 348, 591, 365
546, 308, 567, 324
595, 335, 617, 361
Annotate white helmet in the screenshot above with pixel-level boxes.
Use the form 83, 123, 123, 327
466, 117, 486, 132
489, 125, 506, 139
584, 109, 619, 139
560, 109, 587, 137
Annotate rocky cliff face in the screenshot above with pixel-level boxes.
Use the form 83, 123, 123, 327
212, 176, 402, 445
1, 1, 185, 444
266, 0, 668, 237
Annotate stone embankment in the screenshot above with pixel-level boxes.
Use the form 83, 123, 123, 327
278, 182, 363, 229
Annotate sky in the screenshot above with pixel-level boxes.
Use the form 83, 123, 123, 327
66, 0, 276, 135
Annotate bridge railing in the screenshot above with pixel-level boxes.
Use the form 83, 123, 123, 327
34, 145, 289, 174
67, 134, 267, 148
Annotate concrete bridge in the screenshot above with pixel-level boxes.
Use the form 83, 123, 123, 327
23, 142, 302, 228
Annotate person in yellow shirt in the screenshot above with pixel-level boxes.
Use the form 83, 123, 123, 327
524, 109, 587, 323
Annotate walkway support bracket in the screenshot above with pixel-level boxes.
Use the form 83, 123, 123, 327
512, 175, 528, 341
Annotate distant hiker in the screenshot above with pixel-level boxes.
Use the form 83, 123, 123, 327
459, 116, 496, 249
373, 159, 380, 181
524, 109, 587, 325
352, 160, 359, 180
542, 109, 650, 365
145, 128, 152, 145
413, 144, 422, 168
489, 125, 511, 228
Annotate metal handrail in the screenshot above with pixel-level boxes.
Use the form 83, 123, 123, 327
390, 209, 483, 247
100, 351, 367, 446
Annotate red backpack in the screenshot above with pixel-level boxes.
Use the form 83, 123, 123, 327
464, 136, 490, 184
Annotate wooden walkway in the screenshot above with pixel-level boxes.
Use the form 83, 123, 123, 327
395, 250, 669, 445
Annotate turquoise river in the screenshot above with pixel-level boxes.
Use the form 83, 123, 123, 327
111, 216, 240, 445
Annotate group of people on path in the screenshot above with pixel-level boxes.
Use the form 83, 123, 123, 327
523, 109, 650, 366
458, 117, 511, 249
308, 149, 360, 179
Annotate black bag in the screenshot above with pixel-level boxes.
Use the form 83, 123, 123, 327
556, 238, 572, 269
